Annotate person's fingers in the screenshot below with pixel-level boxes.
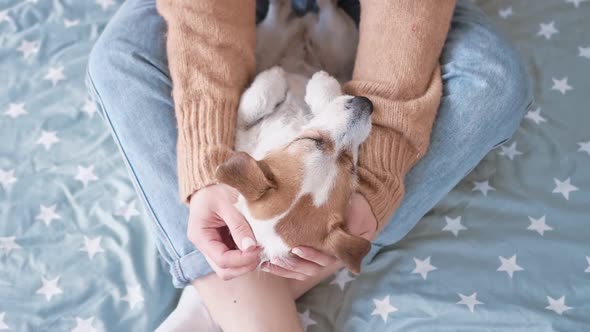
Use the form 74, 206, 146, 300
261, 262, 308, 281
270, 255, 324, 277
195, 226, 261, 269
204, 255, 260, 281
218, 204, 258, 252
291, 247, 338, 267
207, 239, 262, 269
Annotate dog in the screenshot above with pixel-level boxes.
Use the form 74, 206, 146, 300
216, 0, 373, 273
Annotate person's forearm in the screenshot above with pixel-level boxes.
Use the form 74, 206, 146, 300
157, 0, 256, 202
345, 0, 456, 226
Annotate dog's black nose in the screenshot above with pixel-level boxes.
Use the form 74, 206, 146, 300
350, 96, 373, 115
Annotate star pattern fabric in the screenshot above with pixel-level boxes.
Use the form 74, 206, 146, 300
371, 296, 398, 322
545, 296, 572, 315
36, 276, 63, 302
551, 77, 573, 94
35, 204, 61, 226
1, 0, 589, 331
412, 256, 437, 280
527, 216, 553, 236
457, 293, 484, 313
35, 131, 60, 150
121, 285, 144, 310
442, 216, 467, 237
472, 180, 495, 196
497, 255, 524, 278
80, 236, 105, 260
524, 107, 547, 124
4, 103, 27, 118
330, 269, 355, 290
298, 310, 317, 332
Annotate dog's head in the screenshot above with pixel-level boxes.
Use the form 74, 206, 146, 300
216, 72, 373, 273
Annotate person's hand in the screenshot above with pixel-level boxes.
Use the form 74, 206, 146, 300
261, 192, 377, 280
187, 184, 263, 280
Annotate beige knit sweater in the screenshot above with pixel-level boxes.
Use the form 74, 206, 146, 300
157, 0, 455, 227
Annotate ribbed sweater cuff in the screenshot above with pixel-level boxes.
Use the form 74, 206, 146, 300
176, 98, 238, 202
356, 127, 418, 228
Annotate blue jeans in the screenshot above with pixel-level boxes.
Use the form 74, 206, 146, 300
87, 0, 532, 288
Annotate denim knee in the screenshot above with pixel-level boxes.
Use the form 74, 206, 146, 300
484, 40, 533, 143
441, 28, 533, 149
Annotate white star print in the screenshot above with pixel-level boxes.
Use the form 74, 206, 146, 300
0, 237, 21, 255
579, 46, 590, 59
298, 310, 317, 332
0, 169, 17, 190
0, 10, 11, 24
36, 130, 60, 150
498, 142, 523, 160
35, 204, 62, 226
81, 99, 98, 118
443, 216, 467, 237
17, 40, 39, 59
0, 312, 8, 330
80, 236, 105, 259
371, 295, 398, 322
4, 103, 27, 119
537, 21, 558, 40
115, 200, 140, 222
498, 7, 513, 19
527, 216, 553, 236
330, 269, 355, 290
551, 77, 573, 95
75, 165, 98, 187
412, 256, 437, 280
585, 256, 590, 273
457, 293, 483, 313
472, 180, 495, 196
552, 178, 578, 200
36, 276, 63, 301
545, 296, 572, 315
524, 107, 546, 125
96, 0, 115, 11
578, 141, 590, 156
497, 255, 524, 278
121, 285, 144, 309
565, 0, 587, 8
71, 317, 98, 332
44, 66, 66, 87
64, 19, 80, 28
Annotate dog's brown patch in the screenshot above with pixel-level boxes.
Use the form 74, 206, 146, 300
216, 133, 370, 273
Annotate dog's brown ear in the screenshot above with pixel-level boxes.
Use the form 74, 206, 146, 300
216, 152, 275, 201
326, 214, 371, 274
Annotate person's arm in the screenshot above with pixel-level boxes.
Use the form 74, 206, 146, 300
157, 0, 256, 202
344, 0, 456, 228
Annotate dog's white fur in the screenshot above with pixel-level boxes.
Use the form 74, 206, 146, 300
233, 0, 370, 262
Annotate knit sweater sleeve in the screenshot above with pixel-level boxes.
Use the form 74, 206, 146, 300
344, 0, 455, 227
157, 0, 256, 202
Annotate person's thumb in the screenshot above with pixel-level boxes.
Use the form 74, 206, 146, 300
219, 204, 257, 252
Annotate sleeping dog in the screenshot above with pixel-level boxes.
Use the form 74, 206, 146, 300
216, 0, 373, 273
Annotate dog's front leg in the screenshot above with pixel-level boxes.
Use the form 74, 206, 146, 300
238, 66, 288, 128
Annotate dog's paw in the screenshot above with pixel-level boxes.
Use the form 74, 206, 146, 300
305, 71, 342, 112
256, 66, 288, 98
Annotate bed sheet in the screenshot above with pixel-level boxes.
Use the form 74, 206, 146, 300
0, 1, 178, 331
1, 0, 589, 331
297, 1, 590, 331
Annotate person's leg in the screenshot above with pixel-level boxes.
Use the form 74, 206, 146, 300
87, 1, 303, 331
272, 0, 533, 297
193, 273, 303, 332
368, 0, 533, 253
